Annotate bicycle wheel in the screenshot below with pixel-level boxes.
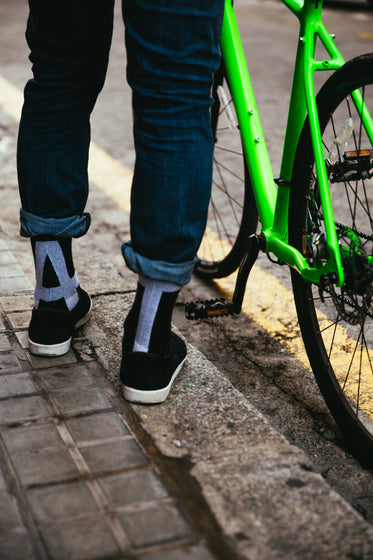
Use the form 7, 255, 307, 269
195, 61, 258, 279
289, 53, 373, 465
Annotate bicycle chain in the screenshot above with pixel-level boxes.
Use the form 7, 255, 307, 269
335, 221, 373, 242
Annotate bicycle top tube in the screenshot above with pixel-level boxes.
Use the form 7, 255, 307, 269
281, 0, 303, 14
280, 0, 323, 16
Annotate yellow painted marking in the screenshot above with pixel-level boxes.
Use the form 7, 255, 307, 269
0, 74, 23, 121
1, 74, 372, 422
88, 144, 132, 214
358, 32, 373, 41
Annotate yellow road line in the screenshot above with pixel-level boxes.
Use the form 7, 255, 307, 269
0, 74, 23, 121
358, 32, 373, 41
88, 144, 132, 214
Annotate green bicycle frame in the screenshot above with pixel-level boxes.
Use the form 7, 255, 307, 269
220, 0, 373, 287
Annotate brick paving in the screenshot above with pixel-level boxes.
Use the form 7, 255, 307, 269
0, 239, 215, 560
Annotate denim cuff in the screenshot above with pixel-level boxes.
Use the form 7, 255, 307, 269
122, 242, 195, 286
20, 209, 91, 238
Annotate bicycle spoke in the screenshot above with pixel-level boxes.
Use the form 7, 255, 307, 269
214, 145, 244, 157
212, 164, 242, 228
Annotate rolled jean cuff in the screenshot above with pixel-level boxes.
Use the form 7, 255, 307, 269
122, 242, 196, 287
20, 209, 91, 238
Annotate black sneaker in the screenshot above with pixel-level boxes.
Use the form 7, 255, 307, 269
120, 332, 187, 404
28, 287, 92, 356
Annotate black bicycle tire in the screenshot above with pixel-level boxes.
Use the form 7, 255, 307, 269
289, 53, 373, 466
194, 61, 258, 279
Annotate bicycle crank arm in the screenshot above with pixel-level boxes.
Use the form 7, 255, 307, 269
185, 234, 261, 320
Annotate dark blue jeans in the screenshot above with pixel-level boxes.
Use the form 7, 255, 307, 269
18, 0, 224, 285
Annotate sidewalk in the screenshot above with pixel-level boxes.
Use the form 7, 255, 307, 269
0, 280, 218, 560
1, 112, 373, 560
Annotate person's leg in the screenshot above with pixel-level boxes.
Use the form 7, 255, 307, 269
120, 0, 224, 403
18, 0, 114, 355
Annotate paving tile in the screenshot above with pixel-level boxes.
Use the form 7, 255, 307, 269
0, 469, 6, 490
0, 251, 17, 265
79, 438, 148, 474
38, 364, 94, 391
0, 276, 32, 292
2, 422, 63, 454
0, 395, 50, 425
0, 528, 35, 560
0, 490, 23, 529
120, 503, 192, 548
0, 264, 25, 279
11, 448, 80, 487
26, 481, 99, 524
0, 372, 37, 398
99, 469, 168, 507
51, 387, 112, 416
7, 311, 32, 329
26, 350, 78, 369
0, 316, 6, 331
65, 412, 129, 443
138, 545, 216, 560
0, 294, 34, 312
40, 517, 121, 560
15, 330, 28, 349
0, 352, 22, 373
0, 333, 11, 351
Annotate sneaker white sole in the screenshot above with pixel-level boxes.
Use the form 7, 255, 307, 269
28, 308, 92, 357
121, 356, 186, 404
29, 337, 72, 357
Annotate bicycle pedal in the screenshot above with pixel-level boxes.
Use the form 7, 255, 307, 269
185, 298, 235, 320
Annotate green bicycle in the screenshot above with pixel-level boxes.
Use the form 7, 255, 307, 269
186, 0, 373, 467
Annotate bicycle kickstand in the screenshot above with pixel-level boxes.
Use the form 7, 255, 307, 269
185, 234, 262, 320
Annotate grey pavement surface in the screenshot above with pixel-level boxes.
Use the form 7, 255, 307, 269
2, 0, 373, 558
